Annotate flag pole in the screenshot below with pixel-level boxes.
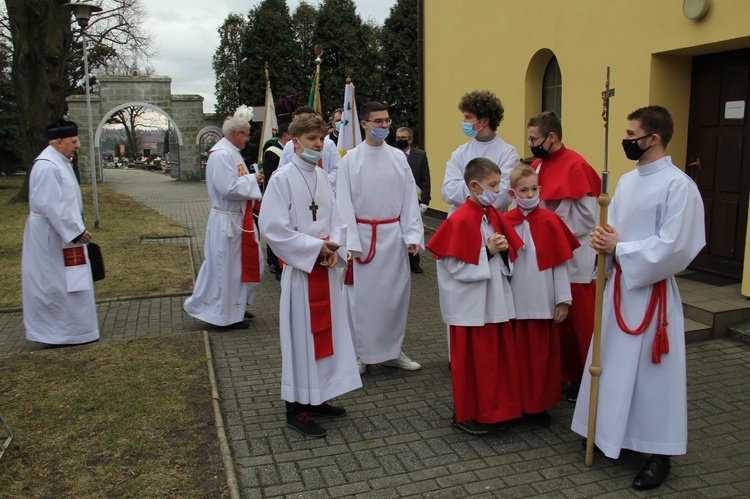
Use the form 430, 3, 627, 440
257, 61, 271, 165
586, 67, 615, 466
348, 77, 356, 146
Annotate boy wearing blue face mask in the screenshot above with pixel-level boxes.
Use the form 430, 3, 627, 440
427, 157, 525, 436
259, 114, 362, 438
442, 90, 520, 217
503, 164, 580, 428
336, 102, 425, 375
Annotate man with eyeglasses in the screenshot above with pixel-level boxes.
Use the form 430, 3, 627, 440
527, 111, 602, 403
184, 109, 265, 330
442, 90, 520, 216
337, 102, 425, 375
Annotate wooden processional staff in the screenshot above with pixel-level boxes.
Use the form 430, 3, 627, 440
585, 67, 615, 467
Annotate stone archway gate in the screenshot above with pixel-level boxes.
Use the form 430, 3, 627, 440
67, 75, 221, 182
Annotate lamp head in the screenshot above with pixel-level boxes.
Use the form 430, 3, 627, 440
63, 2, 102, 29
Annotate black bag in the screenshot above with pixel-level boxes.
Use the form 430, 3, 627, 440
88, 242, 105, 281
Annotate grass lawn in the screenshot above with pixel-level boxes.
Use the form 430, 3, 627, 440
0, 177, 194, 308
0, 334, 227, 497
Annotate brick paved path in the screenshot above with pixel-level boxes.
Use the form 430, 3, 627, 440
3, 168, 750, 497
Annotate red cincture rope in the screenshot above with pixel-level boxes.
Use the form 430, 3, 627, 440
354, 217, 400, 264
613, 262, 669, 364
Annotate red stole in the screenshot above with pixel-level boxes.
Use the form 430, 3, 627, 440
308, 261, 334, 359
237, 163, 261, 283
503, 207, 580, 270
426, 199, 523, 264
532, 145, 602, 201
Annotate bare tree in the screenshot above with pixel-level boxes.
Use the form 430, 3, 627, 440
1, 0, 155, 202
107, 105, 147, 155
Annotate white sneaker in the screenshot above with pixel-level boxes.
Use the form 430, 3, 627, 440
357, 357, 367, 375
382, 351, 422, 371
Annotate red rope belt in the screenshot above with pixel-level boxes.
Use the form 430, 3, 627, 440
344, 217, 400, 286
354, 216, 400, 264
613, 262, 669, 364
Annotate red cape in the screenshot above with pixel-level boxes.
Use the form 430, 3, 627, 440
503, 207, 580, 271
532, 145, 602, 201
426, 198, 524, 264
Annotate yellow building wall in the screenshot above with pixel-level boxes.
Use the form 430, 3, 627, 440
422, 0, 750, 291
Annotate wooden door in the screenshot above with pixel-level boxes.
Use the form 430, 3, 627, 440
687, 48, 750, 278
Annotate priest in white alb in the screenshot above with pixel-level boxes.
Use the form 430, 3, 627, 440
336, 102, 425, 374
22, 120, 99, 346
259, 114, 361, 438
571, 106, 705, 491
183, 107, 264, 329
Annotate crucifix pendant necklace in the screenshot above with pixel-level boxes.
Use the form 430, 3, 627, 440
294, 164, 319, 221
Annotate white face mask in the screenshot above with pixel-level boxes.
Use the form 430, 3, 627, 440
474, 182, 500, 207
514, 192, 540, 210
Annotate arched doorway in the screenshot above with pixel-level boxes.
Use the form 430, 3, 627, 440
196, 126, 223, 181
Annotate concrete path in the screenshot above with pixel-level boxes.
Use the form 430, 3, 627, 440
3, 168, 750, 497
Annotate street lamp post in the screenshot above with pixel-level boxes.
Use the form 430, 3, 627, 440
64, 1, 102, 228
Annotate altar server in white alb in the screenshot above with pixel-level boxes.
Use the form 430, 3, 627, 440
442, 90, 520, 216
183, 108, 264, 329
259, 114, 361, 438
22, 120, 99, 346
571, 106, 705, 491
336, 102, 425, 374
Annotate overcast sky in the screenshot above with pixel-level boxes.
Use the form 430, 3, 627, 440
141, 0, 397, 113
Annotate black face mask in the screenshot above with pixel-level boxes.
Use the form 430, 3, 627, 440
395, 139, 409, 150
622, 134, 653, 161
530, 134, 550, 159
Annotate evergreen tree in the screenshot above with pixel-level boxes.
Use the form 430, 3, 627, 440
380, 0, 419, 142
290, 2, 318, 98
312, 0, 381, 117
213, 13, 247, 118
239, 0, 295, 111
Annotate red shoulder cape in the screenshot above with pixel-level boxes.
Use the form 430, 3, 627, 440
503, 207, 580, 271
426, 199, 524, 264
531, 145, 602, 201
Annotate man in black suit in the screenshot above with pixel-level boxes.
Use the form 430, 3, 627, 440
396, 126, 431, 274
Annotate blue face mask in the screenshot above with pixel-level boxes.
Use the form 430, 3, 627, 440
301, 146, 323, 165
334, 121, 342, 132
462, 121, 481, 139
369, 125, 390, 143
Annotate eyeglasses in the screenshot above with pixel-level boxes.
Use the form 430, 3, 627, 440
366, 118, 392, 126
238, 130, 250, 137
528, 134, 548, 146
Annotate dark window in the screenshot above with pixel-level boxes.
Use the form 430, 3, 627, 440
542, 56, 562, 117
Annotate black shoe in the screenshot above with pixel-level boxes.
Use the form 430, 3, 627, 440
305, 402, 347, 418
275, 271, 282, 281
244, 312, 255, 319
269, 263, 280, 274
451, 417, 491, 436
491, 420, 510, 431
286, 412, 327, 438
633, 455, 671, 490
217, 321, 249, 330
527, 411, 552, 427
411, 266, 423, 274
567, 381, 580, 402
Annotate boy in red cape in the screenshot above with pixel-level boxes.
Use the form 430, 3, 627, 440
427, 158, 524, 436
503, 164, 580, 427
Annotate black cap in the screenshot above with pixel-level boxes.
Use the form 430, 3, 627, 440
46, 120, 78, 140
